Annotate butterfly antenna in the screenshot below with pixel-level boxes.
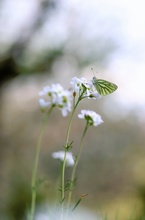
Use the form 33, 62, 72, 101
91, 67, 95, 76
91, 68, 98, 79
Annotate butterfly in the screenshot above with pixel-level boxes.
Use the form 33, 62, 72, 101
92, 76, 118, 96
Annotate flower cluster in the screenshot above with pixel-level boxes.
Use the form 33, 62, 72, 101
78, 110, 103, 126
70, 77, 100, 99
39, 83, 72, 117
39, 76, 101, 117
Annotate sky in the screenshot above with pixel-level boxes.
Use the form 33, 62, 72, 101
0, 0, 145, 120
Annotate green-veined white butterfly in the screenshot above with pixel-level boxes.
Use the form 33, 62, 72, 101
92, 76, 118, 96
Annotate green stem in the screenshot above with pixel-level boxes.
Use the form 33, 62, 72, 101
29, 106, 53, 220
67, 122, 89, 210
61, 96, 81, 208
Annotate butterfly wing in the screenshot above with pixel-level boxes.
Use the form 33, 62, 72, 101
92, 77, 118, 96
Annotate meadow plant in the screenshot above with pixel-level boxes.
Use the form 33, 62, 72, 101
29, 75, 117, 220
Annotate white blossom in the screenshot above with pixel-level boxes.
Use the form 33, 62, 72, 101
39, 84, 72, 116
70, 77, 87, 93
52, 151, 74, 167
70, 77, 100, 99
39, 99, 50, 111
78, 110, 103, 126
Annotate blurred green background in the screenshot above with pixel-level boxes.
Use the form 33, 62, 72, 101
0, 0, 145, 219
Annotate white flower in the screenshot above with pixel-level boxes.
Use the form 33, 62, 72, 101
70, 77, 87, 93
39, 84, 64, 98
85, 82, 101, 99
39, 99, 50, 111
39, 84, 72, 116
52, 151, 74, 167
35, 206, 101, 220
78, 110, 103, 126
70, 77, 100, 99
54, 89, 72, 117
39, 85, 51, 96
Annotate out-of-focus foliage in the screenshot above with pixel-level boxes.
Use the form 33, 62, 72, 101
0, 0, 118, 86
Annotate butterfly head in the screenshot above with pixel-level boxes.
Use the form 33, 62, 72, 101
92, 76, 97, 84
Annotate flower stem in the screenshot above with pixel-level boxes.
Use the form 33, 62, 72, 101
61, 96, 81, 210
67, 122, 89, 210
29, 106, 53, 220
